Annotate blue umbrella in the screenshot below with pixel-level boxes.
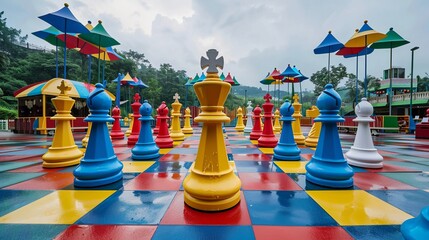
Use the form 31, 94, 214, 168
112, 73, 124, 107
197, 72, 206, 82
39, 3, 89, 79
184, 77, 193, 109
314, 31, 344, 82
280, 64, 299, 99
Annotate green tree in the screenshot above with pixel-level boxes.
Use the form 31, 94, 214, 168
417, 75, 429, 92
310, 64, 348, 95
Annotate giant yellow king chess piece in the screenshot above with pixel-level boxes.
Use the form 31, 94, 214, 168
42, 80, 83, 168
170, 93, 185, 141
291, 93, 306, 145
183, 49, 241, 211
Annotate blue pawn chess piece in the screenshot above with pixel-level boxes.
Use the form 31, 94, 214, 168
273, 99, 301, 160
401, 206, 429, 240
305, 84, 354, 188
73, 83, 123, 187
132, 100, 160, 160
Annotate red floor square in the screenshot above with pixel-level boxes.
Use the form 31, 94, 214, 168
253, 226, 353, 240
301, 153, 313, 161
239, 172, 302, 190
160, 191, 251, 225
354, 172, 417, 190
54, 225, 157, 240
124, 172, 185, 191
233, 154, 272, 161
9, 163, 63, 173
4, 172, 74, 190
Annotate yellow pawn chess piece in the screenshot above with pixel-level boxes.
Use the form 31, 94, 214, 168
125, 113, 133, 137
235, 107, 245, 132
170, 93, 185, 141
183, 49, 241, 211
273, 108, 281, 134
182, 107, 194, 134
292, 94, 306, 145
305, 105, 321, 148
42, 80, 83, 168
81, 122, 92, 148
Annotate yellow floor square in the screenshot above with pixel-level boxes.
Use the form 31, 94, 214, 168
159, 148, 173, 154
122, 161, 155, 173
0, 190, 114, 224
250, 140, 258, 145
307, 190, 413, 226
275, 161, 308, 173
259, 148, 274, 154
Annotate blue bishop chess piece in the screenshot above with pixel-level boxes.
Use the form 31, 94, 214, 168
132, 100, 160, 160
73, 83, 123, 187
273, 99, 301, 160
305, 84, 354, 188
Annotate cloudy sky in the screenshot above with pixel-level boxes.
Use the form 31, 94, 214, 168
3, 0, 428, 91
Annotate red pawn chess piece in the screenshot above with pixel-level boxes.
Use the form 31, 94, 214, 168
153, 107, 160, 134
250, 105, 263, 140
155, 101, 173, 148
258, 93, 278, 147
110, 106, 124, 139
127, 93, 142, 146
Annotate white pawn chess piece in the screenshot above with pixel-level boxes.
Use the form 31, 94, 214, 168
244, 101, 254, 133
345, 98, 383, 168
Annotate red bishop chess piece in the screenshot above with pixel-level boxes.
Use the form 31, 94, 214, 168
258, 93, 278, 147
155, 101, 174, 148
127, 93, 142, 146
153, 107, 160, 134
110, 106, 124, 139
250, 105, 263, 140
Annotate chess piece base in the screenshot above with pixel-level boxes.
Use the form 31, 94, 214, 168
250, 131, 262, 140
346, 146, 383, 168
401, 206, 429, 240
306, 155, 354, 188
294, 134, 306, 145
170, 132, 185, 141
132, 142, 160, 160
182, 128, 193, 134
42, 146, 82, 168
273, 143, 301, 161
304, 137, 318, 148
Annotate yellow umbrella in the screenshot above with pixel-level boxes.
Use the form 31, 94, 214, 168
345, 20, 386, 97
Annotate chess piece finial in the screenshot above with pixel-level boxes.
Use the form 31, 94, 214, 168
200, 49, 224, 73
57, 80, 71, 95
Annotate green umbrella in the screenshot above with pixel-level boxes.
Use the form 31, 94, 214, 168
79, 20, 120, 83
232, 76, 240, 86
370, 27, 409, 115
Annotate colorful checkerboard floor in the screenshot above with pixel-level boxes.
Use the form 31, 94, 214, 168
0, 127, 428, 240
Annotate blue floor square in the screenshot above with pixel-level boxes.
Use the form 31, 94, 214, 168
244, 190, 337, 226
0, 224, 68, 240
0, 190, 52, 216
235, 161, 282, 173
145, 161, 193, 173
152, 226, 255, 240
0, 172, 45, 188
368, 190, 429, 217
77, 190, 176, 224
344, 225, 403, 240
231, 148, 261, 154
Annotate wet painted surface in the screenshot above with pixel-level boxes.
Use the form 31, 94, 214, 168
0, 128, 428, 239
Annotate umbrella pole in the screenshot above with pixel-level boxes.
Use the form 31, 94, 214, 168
102, 52, 106, 84
389, 47, 393, 116
98, 36, 101, 83
63, 21, 67, 79
299, 82, 303, 115
55, 39, 58, 78
364, 36, 368, 98
116, 74, 121, 107
328, 50, 331, 83
355, 55, 359, 107
88, 55, 92, 84
185, 86, 188, 109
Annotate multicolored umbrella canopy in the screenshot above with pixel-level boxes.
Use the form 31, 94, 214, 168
14, 78, 115, 100
370, 27, 409, 115
197, 72, 206, 83
314, 31, 344, 82
260, 72, 275, 94
219, 72, 226, 81
283, 66, 306, 97
189, 73, 200, 85
280, 64, 299, 78
344, 20, 386, 98
130, 77, 149, 89
32, 26, 63, 78
79, 20, 120, 83
232, 76, 240, 86
185, 77, 193, 86
223, 72, 235, 85
91, 46, 122, 61
38, 3, 89, 79
120, 72, 134, 85
56, 33, 101, 54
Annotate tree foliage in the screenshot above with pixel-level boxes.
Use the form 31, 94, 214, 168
310, 64, 348, 95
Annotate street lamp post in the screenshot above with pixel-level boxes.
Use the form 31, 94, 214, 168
409, 46, 419, 134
